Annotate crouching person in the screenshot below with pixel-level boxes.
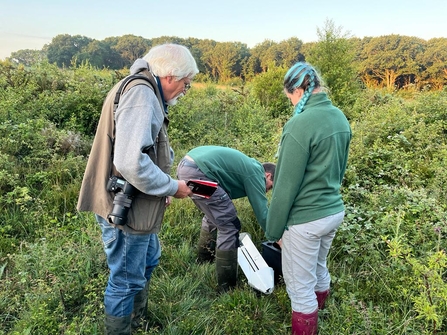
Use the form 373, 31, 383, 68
177, 145, 275, 293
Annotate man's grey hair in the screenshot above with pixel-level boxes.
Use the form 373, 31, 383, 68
143, 43, 199, 80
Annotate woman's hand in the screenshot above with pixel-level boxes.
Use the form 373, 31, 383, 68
276, 239, 282, 249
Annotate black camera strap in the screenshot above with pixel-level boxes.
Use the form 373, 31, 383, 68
110, 73, 156, 173
113, 73, 155, 113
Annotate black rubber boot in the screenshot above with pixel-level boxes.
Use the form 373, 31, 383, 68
104, 314, 131, 335
215, 248, 238, 293
131, 282, 149, 331
197, 228, 217, 263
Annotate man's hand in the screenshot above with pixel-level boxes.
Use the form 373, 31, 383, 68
173, 180, 192, 198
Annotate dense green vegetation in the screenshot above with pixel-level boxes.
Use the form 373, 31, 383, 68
1, 42, 447, 334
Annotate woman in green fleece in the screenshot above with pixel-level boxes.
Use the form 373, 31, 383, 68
265, 62, 351, 335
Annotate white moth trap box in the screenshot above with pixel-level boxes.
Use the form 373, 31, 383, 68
237, 233, 274, 294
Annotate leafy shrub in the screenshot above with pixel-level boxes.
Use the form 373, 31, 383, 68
168, 85, 279, 161
0, 118, 88, 244
0, 60, 116, 135
249, 66, 291, 118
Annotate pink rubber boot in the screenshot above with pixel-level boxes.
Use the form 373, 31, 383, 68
315, 290, 330, 310
291, 309, 318, 335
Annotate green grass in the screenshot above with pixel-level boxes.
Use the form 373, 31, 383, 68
3, 196, 445, 334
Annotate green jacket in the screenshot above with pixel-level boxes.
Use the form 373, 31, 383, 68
265, 92, 351, 241
187, 146, 269, 231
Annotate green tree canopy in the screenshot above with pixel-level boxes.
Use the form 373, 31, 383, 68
276, 37, 305, 68
418, 37, 447, 89
112, 34, 151, 66
202, 41, 248, 82
7, 31, 446, 90
76, 40, 124, 69
9, 49, 46, 67
46, 34, 93, 67
249, 40, 279, 73
358, 34, 426, 89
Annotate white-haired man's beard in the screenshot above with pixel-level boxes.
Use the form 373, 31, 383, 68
166, 93, 184, 106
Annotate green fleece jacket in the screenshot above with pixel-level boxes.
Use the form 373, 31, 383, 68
187, 146, 269, 231
265, 92, 351, 241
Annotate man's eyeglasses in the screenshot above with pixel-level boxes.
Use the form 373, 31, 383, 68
184, 82, 191, 91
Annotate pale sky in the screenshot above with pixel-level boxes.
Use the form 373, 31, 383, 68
0, 0, 446, 60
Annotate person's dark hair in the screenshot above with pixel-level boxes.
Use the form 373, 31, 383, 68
262, 162, 276, 181
284, 62, 323, 115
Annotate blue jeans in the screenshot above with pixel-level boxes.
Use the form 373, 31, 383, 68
96, 215, 161, 317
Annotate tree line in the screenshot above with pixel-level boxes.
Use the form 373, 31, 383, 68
5, 21, 447, 90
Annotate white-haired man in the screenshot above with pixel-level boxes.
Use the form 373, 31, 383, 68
77, 44, 199, 334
